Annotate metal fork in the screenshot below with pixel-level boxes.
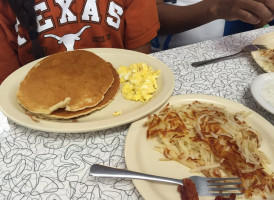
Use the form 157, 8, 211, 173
191, 44, 267, 67
90, 164, 243, 197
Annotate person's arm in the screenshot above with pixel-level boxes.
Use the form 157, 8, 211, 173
157, 0, 274, 35
131, 42, 151, 54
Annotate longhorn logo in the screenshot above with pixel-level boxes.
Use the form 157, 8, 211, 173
44, 25, 91, 51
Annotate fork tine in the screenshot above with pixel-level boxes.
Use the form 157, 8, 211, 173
254, 44, 266, 47
208, 187, 243, 191
253, 44, 267, 49
208, 192, 243, 196
206, 177, 240, 181
207, 182, 242, 186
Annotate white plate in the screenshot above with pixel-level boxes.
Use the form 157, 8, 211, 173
125, 94, 274, 200
251, 72, 274, 114
0, 48, 174, 133
251, 32, 274, 72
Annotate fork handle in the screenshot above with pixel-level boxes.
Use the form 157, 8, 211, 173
191, 52, 240, 67
90, 164, 183, 185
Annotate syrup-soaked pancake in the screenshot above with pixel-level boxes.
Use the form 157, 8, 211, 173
17, 50, 114, 114
45, 63, 120, 119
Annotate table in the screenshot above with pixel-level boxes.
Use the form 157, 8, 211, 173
0, 26, 274, 200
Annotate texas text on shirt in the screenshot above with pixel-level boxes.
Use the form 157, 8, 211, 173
0, 0, 160, 84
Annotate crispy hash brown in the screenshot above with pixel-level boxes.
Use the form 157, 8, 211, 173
145, 101, 274, 199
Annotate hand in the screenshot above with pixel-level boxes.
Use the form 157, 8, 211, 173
207, 0, 274, 24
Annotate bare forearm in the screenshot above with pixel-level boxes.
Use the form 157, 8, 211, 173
131, 42, 151, 54
157, 0, 274, 35
157, 1, 216, 35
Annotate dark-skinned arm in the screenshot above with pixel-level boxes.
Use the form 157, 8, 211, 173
157, 0, 274, 35
132, 42, 152, 54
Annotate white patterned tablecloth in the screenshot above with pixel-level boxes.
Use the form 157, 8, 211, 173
0, 26, 274, 200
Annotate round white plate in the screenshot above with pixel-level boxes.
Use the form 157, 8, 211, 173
251, 72, 274, 114
0, 48, 174, 133
251, 32, 274, 72
125, 94, 274, 200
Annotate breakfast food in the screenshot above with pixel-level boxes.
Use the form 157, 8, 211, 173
177, 178, 236, 200
214, 194, 236, 200
262, 79, 274, 107
112, 110, 122, 116
44, 63, 120, 119
145, 101, 274, 199
177, 178, 199, 200
253, 49, 274, 72
17, 50, 119, 119
117, 63, 160, 102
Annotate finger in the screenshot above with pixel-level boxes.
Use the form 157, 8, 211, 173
256, 0, 274, 16
228, 9, 260, 24
239, 0, 273, 22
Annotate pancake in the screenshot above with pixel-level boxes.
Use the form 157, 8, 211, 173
17, 50, 114, 114
44, 63, 120, 119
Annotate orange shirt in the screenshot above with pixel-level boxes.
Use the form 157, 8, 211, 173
0, 0, 160, 84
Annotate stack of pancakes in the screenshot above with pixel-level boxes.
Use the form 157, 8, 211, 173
16, 50, 120, 119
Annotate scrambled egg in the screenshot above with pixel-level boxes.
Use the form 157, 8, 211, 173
112, 110, 122, 116
117, 63, 160, 102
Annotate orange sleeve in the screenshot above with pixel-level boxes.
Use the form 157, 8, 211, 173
123, 0, 160, 49
0, 2, 20, 85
